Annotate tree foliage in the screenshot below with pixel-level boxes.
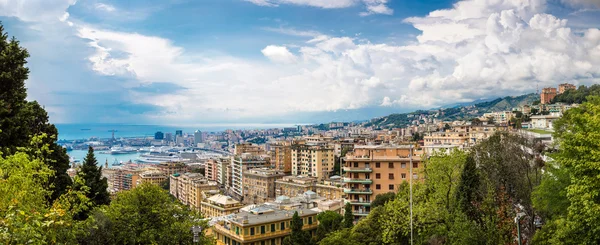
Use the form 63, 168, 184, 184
75, 147, 110, 219
342, 202, 354, 229
78, 183, 211, 245
315, 211, 343, 241
0, 24, 71, 201
532, 96, 600, 244
371, 192, 395, 208
552, 84, 600, 104
283, 211, 313, 245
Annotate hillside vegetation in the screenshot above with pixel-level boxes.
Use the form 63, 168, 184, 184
367, 93, 538, 128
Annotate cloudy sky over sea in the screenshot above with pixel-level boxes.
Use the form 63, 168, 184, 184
2, 0, 600, 124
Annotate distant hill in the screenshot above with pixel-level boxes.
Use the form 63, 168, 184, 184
366, 93, 538, 128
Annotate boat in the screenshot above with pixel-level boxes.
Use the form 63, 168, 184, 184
80, 128, 91, 131
109, 146, 138, 155
135, 152, 188, 164
112, 159, 123, 166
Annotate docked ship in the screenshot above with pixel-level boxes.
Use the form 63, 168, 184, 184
109, 146, 138, 155
135, 152, 188, 164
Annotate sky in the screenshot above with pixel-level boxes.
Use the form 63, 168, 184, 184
1, 0, 600, 125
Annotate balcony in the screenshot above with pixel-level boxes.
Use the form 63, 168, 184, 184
353, 211, 370, 216
343, 188, 373, 195
343, 167, 373, 173
343, 178, 373, 184
348, 200, 371, 206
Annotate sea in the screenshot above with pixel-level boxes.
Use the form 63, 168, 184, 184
55, 123, 304, 141
57, 123, 305, 164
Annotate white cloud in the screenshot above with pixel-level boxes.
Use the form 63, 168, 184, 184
245, 0, 393, 15
261, 45, 298, 63
95, 3, 116, 12
0, 0, 76, 22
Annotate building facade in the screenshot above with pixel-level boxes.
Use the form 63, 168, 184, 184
170, 173, 219, 211
271, 142, 292, 173
211, 206, 318, 245
291, 144, 335, 180
558, 83, 576, 94
541, 87, 558, 104
243, 168, 286, 204
200, 194, 243, 218
157, 162, 187, 176
343, 145, 422, 218
231, 155, 270, 200
275, 175, 318, 197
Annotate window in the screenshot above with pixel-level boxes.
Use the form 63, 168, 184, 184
271, 223, 275, 232
401, 173, 406, 179
281, 222, 285, 230
413, 162, 419, 168
389, 173, 394, 179
309, 217, 313, 224
250, 227, 255, 235
413, 174, 419, 179
262, 242, 265, 245
401, 163, 406, 168
375, 162, 380, 168
376, 173, 381, 179
354, 162, 358, 167
376, 184, 381, 190
389, 184, 394, 190
261, 225, 265, 234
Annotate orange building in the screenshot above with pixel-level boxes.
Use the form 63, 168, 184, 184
558, 83, 576, 94
343, 145, 421, 219
271, 142, 292, 173
541, 87, 557, 104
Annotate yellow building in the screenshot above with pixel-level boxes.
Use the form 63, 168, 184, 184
201, 194, 244, 218
275, 175, 317, 197
291, 144, 335, 180
212, 206, 318, 245
137, 170, 167, 186
157, 162, 187, 176
315, 177, 345, 200
170, 173, 219, 211
270, 142, 292, 174
243, 168, 285, 204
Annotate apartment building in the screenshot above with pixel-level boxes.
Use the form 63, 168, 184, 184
215, 157, 232, 188
291, 144, 335, 180
482, 111, 514, 124
243, 168, 286, 204
137, 170, 167, 186
275, 175, 318, 197
343, 145, 422, 218
157, 162, 187, 176
270, 142, 292, 173
231, 155, 270, 200
206, 159, 218, 181
315, 177, 345, 200
235, 143, 265, 156
541, 87, 558, 104
211, 205, 318, 245
558, 83, 576, 94
170, 173, 219, 211
200, 194, 243, 218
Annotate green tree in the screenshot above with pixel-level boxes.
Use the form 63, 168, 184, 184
342, 202, 354, 229
444, 123, 452, 131
75, 147, 110, 219
542, 96, 600, 244
350, 206, 385, 245
283, 211, 313, 245
79, 183, 211, 245
315, 211, 343, 241
0, 24, 71, 201
455, 155, 482, 224
0, 135, 90, 244
318, 229, 359, 245
371, 192, 395, 208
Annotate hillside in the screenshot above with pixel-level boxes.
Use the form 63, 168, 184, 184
366, 93, 538, 128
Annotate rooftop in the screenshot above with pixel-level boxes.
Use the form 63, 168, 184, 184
225, 205, 318, 226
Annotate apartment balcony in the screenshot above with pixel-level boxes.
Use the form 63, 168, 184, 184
343, 178, 373, 184
343, 188, 373, 195
353, 210, 370, 216
348, 200, 371, 206
343, 167, 373, 173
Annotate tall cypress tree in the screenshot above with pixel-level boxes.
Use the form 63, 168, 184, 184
77, 146, 110, 208
283, 211, 313, 245
342, 202, 354, 228
0, 24, 72, 201
456, 155, 481, 224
